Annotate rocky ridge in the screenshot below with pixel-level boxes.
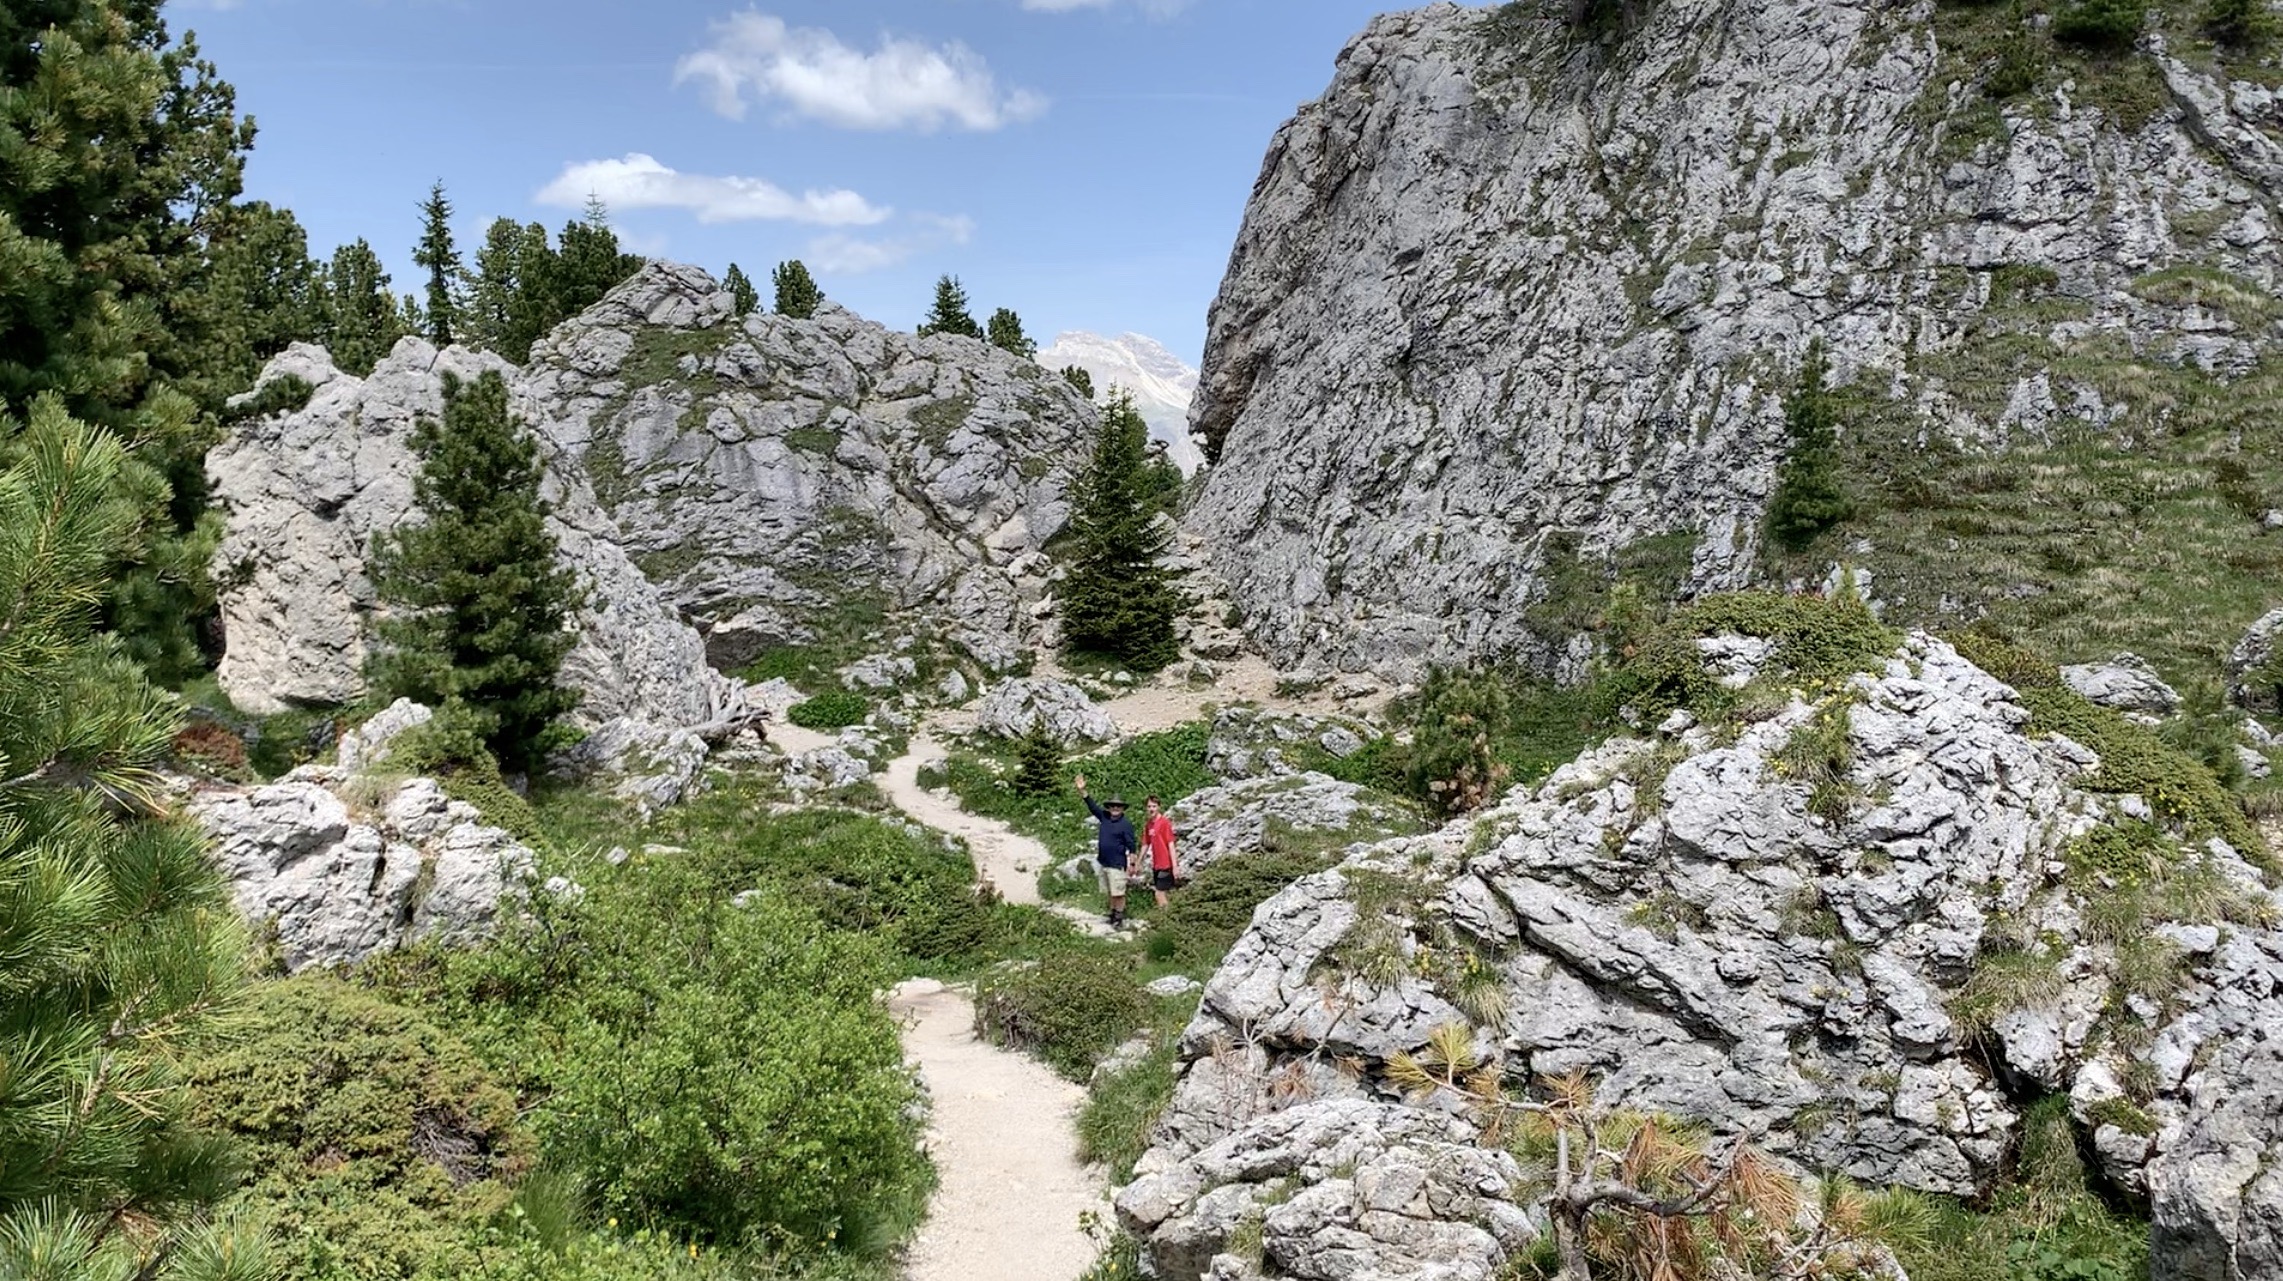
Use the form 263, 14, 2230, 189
1119, 632, 2283, 1281
1191, 0, 2283, 680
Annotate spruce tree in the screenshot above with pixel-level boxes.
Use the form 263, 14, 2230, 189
773, 260, 823, 319
1765, 342, 1856, 552
315, 239, 409, 376
413, 180, 462, 346
1061, 366, 1096, 399
1060, 390, 1186, 670
724, 263, 759, 317
917, 275, 983, 340
554, 198, 642, 318
1013, 723, 1063, 796
367, 370, 583, 771
0, 396, 265, 1279
987, 307, 1037, 359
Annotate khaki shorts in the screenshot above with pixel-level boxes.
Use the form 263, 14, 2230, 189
1096, 864, 1128, 896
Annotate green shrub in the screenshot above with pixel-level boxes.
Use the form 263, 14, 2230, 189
220, 373, 315, 424
1150, 851, 1336, 972
1077, 1031, 1180, 1182
1405, 668, 1513, 815
187, 977, 536, 1280
1893, 1096, 2148, 1281
2052, 0, 2146, 49
973, 952, 1151, 1081
2207, 0, 2278, 47
788, 690, 869, 730
2017, 684, 2262, 859
392, 706, 542, 838
1014, 723, 1064, 796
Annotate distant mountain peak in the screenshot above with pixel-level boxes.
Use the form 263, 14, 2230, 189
1037, 331, 1202, 473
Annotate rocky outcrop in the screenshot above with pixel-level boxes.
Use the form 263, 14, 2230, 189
523, 265, 1091, 673
1138, 632, 2283, 1279
1190, 1, 2283, 679
1206, 707, 1377, 783
974, 677, 1118, 745
2229, 608, 2283, 714
193, 769, 536, 972
209, 263, 1094, 759
1171, 772, 1420, 874
2064, 653, 2184, 716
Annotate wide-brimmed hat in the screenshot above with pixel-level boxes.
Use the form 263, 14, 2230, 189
1105, 796, 1128, 808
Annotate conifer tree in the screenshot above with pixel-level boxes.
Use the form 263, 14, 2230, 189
1061, 366, 1096, 399
1, 0, 264, 678
917, 275, 983, 340
413, 181, 462, 346
554, 197, 642, 318
773, 260, 823, 319
725, 263, 759, 317
170, 200, 320, 410
987, 307, 1038, 359
314, 239, 409, 376
1060, 390, 1185, 670
1013, 723, 1063, 796
0, 396, 265, 1280
1765, 342, 1855, 552
2206, 0, 2275, 47
367, 370, 583, 771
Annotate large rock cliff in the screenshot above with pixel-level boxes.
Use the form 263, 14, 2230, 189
209, 263, 1095, 728
1191, 0, 2283, 680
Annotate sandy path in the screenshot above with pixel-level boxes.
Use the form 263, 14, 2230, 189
881, 732, 1050, 906
889, 978, 1108, 1281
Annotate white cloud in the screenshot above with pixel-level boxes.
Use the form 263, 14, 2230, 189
675, 11, 1046, 131
535, 154, 889, 227
807, 213, 975, 275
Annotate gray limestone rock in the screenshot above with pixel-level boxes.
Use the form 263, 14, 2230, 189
193, 768, 534, 971
1207, 706, 1379, 783
1188, 2, 2283, 680
2062, 653, 2183, 715
1138, 631, 2283, 1280
1172, 772, 1422, 875
335, 698, 434, 771
974, 677, 1117, 745
2228, 609, 2283, 715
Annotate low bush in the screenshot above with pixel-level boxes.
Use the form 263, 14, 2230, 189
1404, 667, 1513, 816
187, 977, 536, 1279
2052, 0, 2147, 50
173, 719, 253, 780
1893, 1097, 2148, 1281
973, 952, 1150, 1081
1148, 851, 1335, 972
788, 690, 870, 730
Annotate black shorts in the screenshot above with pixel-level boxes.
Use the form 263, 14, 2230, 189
1151, 868, 1176, 891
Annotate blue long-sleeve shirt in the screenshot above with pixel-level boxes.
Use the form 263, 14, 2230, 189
1085, 797, 1138, 869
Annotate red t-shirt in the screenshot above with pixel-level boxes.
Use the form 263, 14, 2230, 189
1145, 815, 1176, 871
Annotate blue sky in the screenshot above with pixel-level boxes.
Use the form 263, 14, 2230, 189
180, 0, 1432, 362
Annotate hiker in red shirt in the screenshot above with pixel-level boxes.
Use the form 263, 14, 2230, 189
1143, 795, 1178, 908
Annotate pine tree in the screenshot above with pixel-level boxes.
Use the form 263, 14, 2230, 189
0, 395, 265, 1279
554, 198, 642, 319
313, 239, 410, 376
413, 180, 462, 346
1060, 390, 1186, 670
367, 370, 583, 771
773, 260, 823, 319
724, 263, 759, 317
2206, 0, 2275, 47
1061, 366, 1096, 399
1, 0, 263, 680
463, 218, 572, 363
169, 200, 320, 410
917, 275, 983, 340
1013, 723, 1063, 796
987, 307, 1037, 359
1765, 342, 1856, 552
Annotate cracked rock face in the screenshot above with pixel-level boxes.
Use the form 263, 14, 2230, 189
1172, 772, 1422, 875
974, 677, 1118, 745
192, 768, 536, 972
1140, 633, 2283, 1280
1191, 0, 2283, 679
209, 262, 1091, 752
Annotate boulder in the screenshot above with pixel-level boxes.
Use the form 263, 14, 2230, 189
335, 698, 434, 771
1206, 706, 1379, 783
2063, 653, 2183, 716
1171, 772, 1422, 875
2228, 609, 2283, 715
193, 769, 534, 971
975, 677, 1117, 745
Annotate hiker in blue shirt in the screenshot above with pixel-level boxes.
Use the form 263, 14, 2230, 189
1075, 773, 1136, 927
